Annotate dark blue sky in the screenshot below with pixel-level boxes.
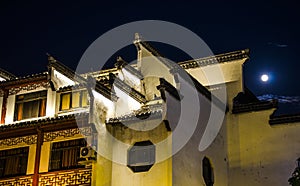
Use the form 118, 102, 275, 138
0, 0, 299, 113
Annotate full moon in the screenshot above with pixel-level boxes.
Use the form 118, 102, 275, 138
261, 74, 269, 82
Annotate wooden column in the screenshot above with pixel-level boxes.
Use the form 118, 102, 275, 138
1, 89, 8, 124
33, 127, 44, 186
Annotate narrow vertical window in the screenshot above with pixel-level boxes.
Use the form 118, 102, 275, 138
81, 91, 88, 107
72, 91, 81, 108
60, 93, 71, 110
202, 157, 214, 186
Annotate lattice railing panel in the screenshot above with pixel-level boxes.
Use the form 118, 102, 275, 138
39, 168, 92, 186
0, 175, 33, 186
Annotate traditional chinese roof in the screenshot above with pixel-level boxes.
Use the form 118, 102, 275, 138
232, 88, 278, 114
269, 113, 300, 125
47, 54, 87, 84
232, 100, 278, 114
178, 49, 250, 69
157, 76, 227, 111
115, 56, 143, 79
57, 84, 87, 92
109, 73, 146, 103
0, 72, 48, 87
157, 78, 182, 101
106, 104, 163, 125
0, 68, 16, 81
0, 113, 89, 140
134, 33, 177, 70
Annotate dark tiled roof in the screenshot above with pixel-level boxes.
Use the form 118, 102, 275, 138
269, 113, 300, 125
109, 73, 146, 103
157, 76, 227, 111
47, 55, 87, 85
233, 87, 259, 104
178, 49, 250, 69
0, 113, 89, 134
134, 34, 177, 70
93, 78, 118, 102
106, 104, 163, 124
232, 100, 278, 114
0, 72, 48, 87
115, 57, 143, 79
0, 68, 16, 80
57, 84, 87, 92
157, 78, 182, 101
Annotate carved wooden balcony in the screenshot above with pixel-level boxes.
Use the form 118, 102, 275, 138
0, 168, 92, 186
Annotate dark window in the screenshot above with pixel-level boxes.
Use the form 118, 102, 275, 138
49, 138, 86, 171
202, 157, 214, 186
60, 90, 88, 111
14, 91, 47, 121
127, 140, 155, 172
0, 147, 29, 178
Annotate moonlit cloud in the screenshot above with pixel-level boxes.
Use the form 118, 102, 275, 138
267, 42, 288, 48
258, 94, 300, 104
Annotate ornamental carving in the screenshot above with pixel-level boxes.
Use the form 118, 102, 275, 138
0, 175, 33, 186
8, 81, 49, 95
0, 135, 37, 146
44, 127, 92, 142
39, 168, 91, 186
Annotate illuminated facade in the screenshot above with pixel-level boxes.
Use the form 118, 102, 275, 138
0, 35, 299, 186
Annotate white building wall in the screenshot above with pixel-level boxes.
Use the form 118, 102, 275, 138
0, 96, 3, 122
114, 86, 141, 117
52, 69, 75, 89
46, 89, 56, 117
5, 95, 15, 124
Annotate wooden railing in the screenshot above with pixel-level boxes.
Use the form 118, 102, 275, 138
0, 175, 33, 186
0, 168, 92, 186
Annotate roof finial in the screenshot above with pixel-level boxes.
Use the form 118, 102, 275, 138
134, 33, 141, 43
46, 53, 57, 63
115, 56, 127, 69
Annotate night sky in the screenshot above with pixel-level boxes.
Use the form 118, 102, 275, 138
0, 0, 299, 114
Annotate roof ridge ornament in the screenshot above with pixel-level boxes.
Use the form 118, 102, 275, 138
134, 33, 141, 43
46, 53, 57, 63
115, 56, 128, 69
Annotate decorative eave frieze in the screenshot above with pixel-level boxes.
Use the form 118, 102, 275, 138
0, 127, 93, 146
0, 72, 48, 88
0, 113, 90, 140
8, 81, 49, 95
0, 135, 37, 146
178, 49, 250, 69
43, 127, 92, 142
